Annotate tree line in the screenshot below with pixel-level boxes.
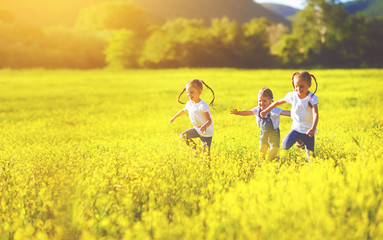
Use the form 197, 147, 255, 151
0, 0, 382, 69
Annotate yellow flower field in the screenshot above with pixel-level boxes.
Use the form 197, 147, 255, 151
0, 69, 382, 239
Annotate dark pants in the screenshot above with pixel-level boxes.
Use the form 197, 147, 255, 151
180, 128, 212, 152
282, 130, 315, 158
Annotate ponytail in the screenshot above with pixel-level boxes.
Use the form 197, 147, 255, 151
177, 87, 186, 104
308, 74, 318, 107
200, 80, 215, 109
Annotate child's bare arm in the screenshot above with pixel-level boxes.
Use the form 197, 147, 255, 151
199, 112, 212, 134
307, 104, 319, 137
230, 109, 254, 116
260, 99, 287, 117
170, 108, 187, 124
280, 110, 290, 117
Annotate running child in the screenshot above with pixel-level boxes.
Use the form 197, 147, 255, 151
260, 71, 319, 161
170, 79, 215, 154
231, 88, 290, 160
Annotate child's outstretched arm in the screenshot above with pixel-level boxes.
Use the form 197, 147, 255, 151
280, 110, 291, 117
260, 99, 287, 117
170, 108, 187, 124
230, 109, 253, 116
307, 104, 319, 137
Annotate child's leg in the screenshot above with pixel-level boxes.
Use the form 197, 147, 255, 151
180, 128, 200, 149
269, 147, 279, 160
282, 130, 301, 150
299, 134, 315, 158
259, 130, 271, 160
268, 128, 280, 160
200, 136, 212, 155
259, 144, 269, 160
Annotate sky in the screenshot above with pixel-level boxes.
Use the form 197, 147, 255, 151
254, 0, 355, 9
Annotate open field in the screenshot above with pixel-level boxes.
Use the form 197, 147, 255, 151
0, 68, 382, 239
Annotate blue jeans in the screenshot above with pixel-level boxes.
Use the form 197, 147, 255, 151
282, 130, 315, 157
260, 128, 280, 148
180, 128, 212, 150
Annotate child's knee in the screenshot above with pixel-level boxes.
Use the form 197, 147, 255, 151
180, 133, 187, 141
281, 142, 289, 150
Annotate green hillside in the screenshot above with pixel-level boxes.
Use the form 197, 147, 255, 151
260, 3, 299, 18
260, 0, 383, 23
0, 0, 290, 27
132, 0, 290, 26
343, 0, 383, 18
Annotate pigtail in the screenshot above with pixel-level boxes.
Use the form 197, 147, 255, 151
308, 74, 318, 107
177, 87, 186, 104
200, 80, 215, 109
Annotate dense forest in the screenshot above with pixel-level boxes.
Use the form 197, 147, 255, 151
0, 0, 382, 69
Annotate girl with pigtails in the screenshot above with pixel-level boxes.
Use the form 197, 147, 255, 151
170, 79, 215, 154
260, 71, 319, 161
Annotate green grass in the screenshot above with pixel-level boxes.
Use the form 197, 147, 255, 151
0, 68, 382, 239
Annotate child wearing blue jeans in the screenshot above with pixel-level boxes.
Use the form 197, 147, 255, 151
261, 72, 319, 162
231, 88, 290, 160
170, 79, 215, 155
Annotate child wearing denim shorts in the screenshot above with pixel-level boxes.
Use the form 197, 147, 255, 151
231, 88, 290, 160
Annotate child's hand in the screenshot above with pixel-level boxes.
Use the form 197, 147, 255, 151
170, 117, 175, 124
230, 109, 239, 115
199, 125, 207, 135
260, 110, 267, 118
306, 129, 315, 137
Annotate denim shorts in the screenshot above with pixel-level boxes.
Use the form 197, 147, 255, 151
259, 128, 280, 148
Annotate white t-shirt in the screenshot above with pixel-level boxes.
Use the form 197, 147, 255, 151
251, 106, 283, 129
185, 100, 214, 137
285, 91, 319, 134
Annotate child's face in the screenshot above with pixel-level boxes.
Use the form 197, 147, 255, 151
186, 85, 201, 102
258, 94, 272, 110
293, 76, 311, 99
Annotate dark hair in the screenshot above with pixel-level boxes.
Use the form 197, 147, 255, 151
258, 88, 273, 100
292, 71, 318, 107
177, 79, 215, 108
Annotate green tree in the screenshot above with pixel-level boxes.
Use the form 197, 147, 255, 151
344, 14, 383, 67
277, 0, 353, 67
277, 0, 383, 67
241, 18, 276, 68
140, 17, 274, 68
75, 1, 149, 38
43, 28, 106, 69
276, 35, 304, 66
296, 0, 348, 66
139, 18, 212, 68
0, 21, 106, 69
104, 29, 139, 68
208, 17, 242, 67
266, 23, 290, 54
